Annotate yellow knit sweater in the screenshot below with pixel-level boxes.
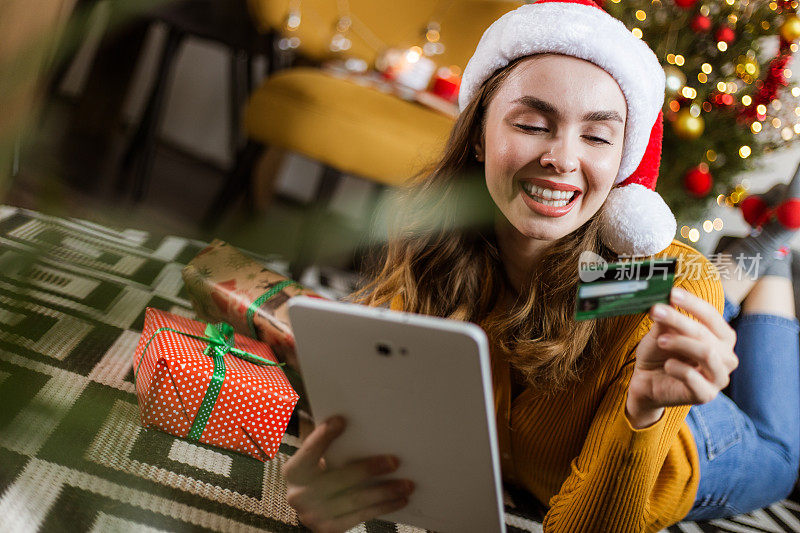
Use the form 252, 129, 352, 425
390, 239, 724, 532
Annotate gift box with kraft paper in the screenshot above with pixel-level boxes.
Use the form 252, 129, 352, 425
181, 239, 326, 371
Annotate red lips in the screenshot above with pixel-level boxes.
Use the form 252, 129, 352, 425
519, 178, 582, 218
520, 177, 583, 193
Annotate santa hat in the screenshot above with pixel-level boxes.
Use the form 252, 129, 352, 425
459, 0, 675, 257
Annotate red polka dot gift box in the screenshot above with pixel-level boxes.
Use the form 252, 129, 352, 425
132, 307, 299, 461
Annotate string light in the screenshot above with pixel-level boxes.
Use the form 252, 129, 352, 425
742, 95, 752, 105
632, 28, 643, 38
739, 145, 752, 158
680, 214, 727, 245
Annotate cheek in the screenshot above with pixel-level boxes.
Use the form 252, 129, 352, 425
586, 149, 623, 192
484, 130, 534, 188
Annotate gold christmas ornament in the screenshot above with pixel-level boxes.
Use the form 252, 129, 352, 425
735, 55, 760, 83
664, 65, 687, 96
780, 14, 800, 42
673, 108, 705, 139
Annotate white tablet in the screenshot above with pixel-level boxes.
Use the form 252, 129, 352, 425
287, 296, 506, 533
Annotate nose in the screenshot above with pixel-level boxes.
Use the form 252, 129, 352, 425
540, 137, 578, 174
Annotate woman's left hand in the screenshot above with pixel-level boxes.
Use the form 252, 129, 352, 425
627, 287, 739, 428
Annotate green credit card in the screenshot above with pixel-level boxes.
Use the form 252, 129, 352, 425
574, 257, 677, 321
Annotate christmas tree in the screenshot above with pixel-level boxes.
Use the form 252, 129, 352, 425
602, 0, 800, 235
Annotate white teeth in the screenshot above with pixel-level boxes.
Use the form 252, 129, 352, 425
521, 182, 576, 203
536, 198, 569, 207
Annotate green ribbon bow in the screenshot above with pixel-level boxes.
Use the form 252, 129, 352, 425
133, 321, 285, 441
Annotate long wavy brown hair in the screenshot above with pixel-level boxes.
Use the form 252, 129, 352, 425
349, 56, 618, 397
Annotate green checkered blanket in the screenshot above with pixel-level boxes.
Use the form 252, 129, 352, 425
0, 205, 797, 532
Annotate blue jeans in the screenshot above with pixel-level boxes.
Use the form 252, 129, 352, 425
683, 296, 800, 520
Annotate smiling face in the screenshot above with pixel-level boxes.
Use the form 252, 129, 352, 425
477, 54, 627, 243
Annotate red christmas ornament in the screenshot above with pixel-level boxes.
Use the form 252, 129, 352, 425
683, 166, 713, 197
673, 0, 697, 8
715, 26, 736, 44
711, 91, 735, 108
776, 198, 800, 229
739, 195, 771, 227
690, 14, 712, 33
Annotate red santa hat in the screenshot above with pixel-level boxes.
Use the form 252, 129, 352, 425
459, 0, 675, 256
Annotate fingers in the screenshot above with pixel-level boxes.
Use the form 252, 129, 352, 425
663, 357, 720, 404
650, 287, 736, 345
650, 301, 704, 339
669, 287, 736, 344
311, 455, 400, 501
312, 495, 410, 533
657, 334, 732, 388
326, 479, 414, 520
283, 416, 345, 485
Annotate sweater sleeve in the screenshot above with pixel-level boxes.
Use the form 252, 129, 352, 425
541, 250, 725, 532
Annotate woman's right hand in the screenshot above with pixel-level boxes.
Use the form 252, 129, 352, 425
282, 416, 415, 532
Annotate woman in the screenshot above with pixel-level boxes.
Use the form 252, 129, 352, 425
281, 1, 799, 530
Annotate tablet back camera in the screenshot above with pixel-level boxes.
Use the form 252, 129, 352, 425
376, 342, 393, 356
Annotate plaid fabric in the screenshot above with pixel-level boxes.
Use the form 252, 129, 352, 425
0, 205, 798, 532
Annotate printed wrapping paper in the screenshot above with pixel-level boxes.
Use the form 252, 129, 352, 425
181, 239, 326, 371
132, 307, 299, 461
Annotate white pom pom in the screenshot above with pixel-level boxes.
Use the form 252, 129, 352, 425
599, 184, 676, 256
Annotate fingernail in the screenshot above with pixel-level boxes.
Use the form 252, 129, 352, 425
652, 305, 666, 319
397, 480, 414, 495
384, 455, 399, 470
658, 334, 670, 346
328, 417, 344, 433
671, 287, 684, 302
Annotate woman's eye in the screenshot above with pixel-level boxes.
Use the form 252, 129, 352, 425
514, 124, 547, 132
514, 124, 611, 145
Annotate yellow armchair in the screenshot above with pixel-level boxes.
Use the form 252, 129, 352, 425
204, 1, 522, 272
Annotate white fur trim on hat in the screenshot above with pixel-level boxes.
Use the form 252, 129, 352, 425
599, 183, 676, 256
459, 2, 666, 186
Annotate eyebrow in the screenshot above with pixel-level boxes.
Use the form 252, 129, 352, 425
512, 96, 624, 124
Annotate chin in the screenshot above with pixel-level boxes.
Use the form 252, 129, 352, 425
513, 208, 586, 240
